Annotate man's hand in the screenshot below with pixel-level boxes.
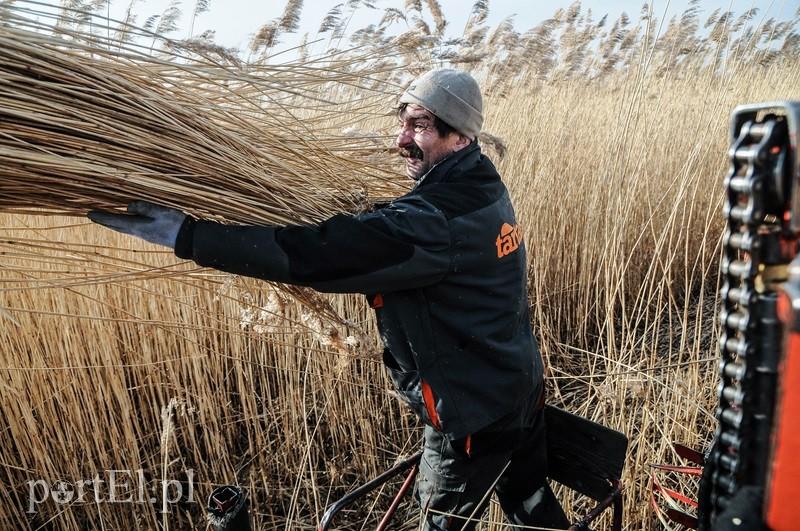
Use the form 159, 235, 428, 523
88, 200, 188, 249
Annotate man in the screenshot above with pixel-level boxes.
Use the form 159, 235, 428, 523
89, 68, 569, 530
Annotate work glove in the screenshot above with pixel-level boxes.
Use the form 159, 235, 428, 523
88, 200, 188, 250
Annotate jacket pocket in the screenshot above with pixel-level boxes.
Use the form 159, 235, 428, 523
419, 453, 468, 495
416, 453, 468, 529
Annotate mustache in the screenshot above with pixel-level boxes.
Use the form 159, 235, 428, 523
398, 144, 424, 160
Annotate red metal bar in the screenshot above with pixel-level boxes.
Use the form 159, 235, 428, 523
568, 481, 623, 531
673, 443, 705, 466
651, 471, 699, 508
318, 452, 422, 531
649, 463, 703, 476
376, 464, 419, 531
612, 480, 623, 531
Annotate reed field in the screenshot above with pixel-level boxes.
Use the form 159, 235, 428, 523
1, 0, 799, 529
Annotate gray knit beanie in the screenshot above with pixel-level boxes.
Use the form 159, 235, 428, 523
399, 68, 483, 139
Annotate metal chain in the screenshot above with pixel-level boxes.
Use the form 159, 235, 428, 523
705, 115, 789, 524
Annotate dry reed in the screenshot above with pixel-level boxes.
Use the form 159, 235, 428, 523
0, 1, 799, 530
0, 2, 404, 225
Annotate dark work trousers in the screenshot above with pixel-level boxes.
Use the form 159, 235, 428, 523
414, 393, 569, 530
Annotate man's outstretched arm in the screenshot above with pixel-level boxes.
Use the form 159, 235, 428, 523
89, 197, 452, 294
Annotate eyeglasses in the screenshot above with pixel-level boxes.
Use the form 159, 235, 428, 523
397, 118, 434, 135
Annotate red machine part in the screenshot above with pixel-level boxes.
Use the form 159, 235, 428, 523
767, 293, 800, 530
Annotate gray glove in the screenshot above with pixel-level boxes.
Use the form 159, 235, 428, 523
88, 200, 187, 249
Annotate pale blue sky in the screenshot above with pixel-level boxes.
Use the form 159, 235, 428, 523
109, 0, 797, 53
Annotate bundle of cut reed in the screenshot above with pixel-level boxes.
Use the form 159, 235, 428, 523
0, 2, 404, 226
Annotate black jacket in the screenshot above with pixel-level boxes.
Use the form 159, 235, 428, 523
175, 142, 543, 440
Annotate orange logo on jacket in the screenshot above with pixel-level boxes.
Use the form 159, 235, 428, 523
496, 223, 522, 258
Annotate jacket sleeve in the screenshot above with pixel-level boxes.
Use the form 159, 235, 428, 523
174, 195, 453, 293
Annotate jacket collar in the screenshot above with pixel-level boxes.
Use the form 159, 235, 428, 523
412, 141, 482, 190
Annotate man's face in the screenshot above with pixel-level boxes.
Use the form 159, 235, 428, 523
396, 104, 462, 180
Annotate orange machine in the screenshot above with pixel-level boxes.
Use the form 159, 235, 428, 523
768, 248, 800, 530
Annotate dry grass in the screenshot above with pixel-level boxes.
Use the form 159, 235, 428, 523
0, 6, 403, 224
487, 60, 799, 528
0, 1, 799, 530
